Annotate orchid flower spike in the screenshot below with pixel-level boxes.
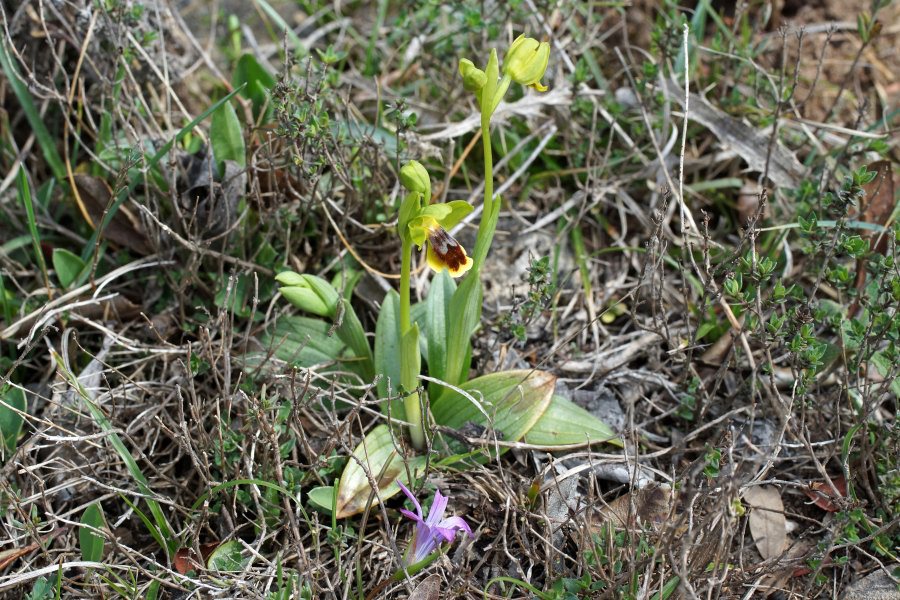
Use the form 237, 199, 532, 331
397, 481, 473, 566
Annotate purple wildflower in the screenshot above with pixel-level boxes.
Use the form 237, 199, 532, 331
397, 481, 474, 565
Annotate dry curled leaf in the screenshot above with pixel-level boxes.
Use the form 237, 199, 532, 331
408, 573, 441, 600
804, 476, 847, 512
72, 174, 152, 255
743, 485, 787, 560
173, 541, 221, 574
0, 543, 39, 571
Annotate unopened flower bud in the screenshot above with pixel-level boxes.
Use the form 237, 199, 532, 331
458, 58, 487, 93
276, 272, 339, 318
400, 160, 431, 200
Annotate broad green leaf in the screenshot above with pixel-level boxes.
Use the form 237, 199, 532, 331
431, 369, 556, 453
207, 540, 244, 572
307, 486, 336, 513
52, 248, 87, 289
209, 99, 245, 175
233, 53, 275, 121
335, 298, 374, 381
265, 316, 369, 382
334, 424, 425, 518
79, 503, 106, 562
0, 386, 26, 459
523, 394, 622, 447
423, 271, 455, 390
214, 274, 252, 318
442, 274, 482, 393
375, 291, 401, 408
410, 300, 429, 358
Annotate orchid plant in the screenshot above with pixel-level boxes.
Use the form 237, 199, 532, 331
272, 35, 619, 518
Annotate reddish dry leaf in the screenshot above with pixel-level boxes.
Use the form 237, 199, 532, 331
0, 543, 39, 570
743, 485, 787, 560
173, 541, 222, 574
804, 476, 847, 512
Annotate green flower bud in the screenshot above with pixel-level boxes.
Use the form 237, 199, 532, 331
399, 160, 431, 199
503, 34, 550, 92
458, 58, 487, 92
276, 272, 339, 318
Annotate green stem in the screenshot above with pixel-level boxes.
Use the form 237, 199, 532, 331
399, 238, 424, 450
480, 107, 493, 245
471, 109, 494, 272
471, 74, 509, 271
399, 239, 412, 331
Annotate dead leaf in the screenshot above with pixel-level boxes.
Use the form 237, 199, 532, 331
72, 174, 152, 255
176, 151, 245, 238
0, 543, 39, 570
743, 485, 787, 560
804, 476, 847, 512
408, 574, 441, 600
664, 79, 806, 189
173, 541, 221, 574
595, 484, 675, 529
757, 539, 815, 595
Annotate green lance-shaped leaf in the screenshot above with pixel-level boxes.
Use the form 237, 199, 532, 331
424, 270, 456, 391
0, 386, 27, 460
209, 99, 246, 177
233, 53, 276, 121
52, 248, 87, 289
207, 540, 245, 573
334, 424, 425, 518
441, 274, 482, 392
523, 394, 623, 447
335, 297, 374, 381
79, 503, 106, 562
375, 290, 401, 406
431, 369, 556, 453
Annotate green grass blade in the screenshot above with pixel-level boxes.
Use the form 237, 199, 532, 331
252, 0, 306, 54
51, 350, 177, 555
0, 40, 67, 184
17, 167, 50, 291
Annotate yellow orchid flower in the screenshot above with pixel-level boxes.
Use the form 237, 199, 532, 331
503, 34, 550, 92
407, 201, 474, 278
